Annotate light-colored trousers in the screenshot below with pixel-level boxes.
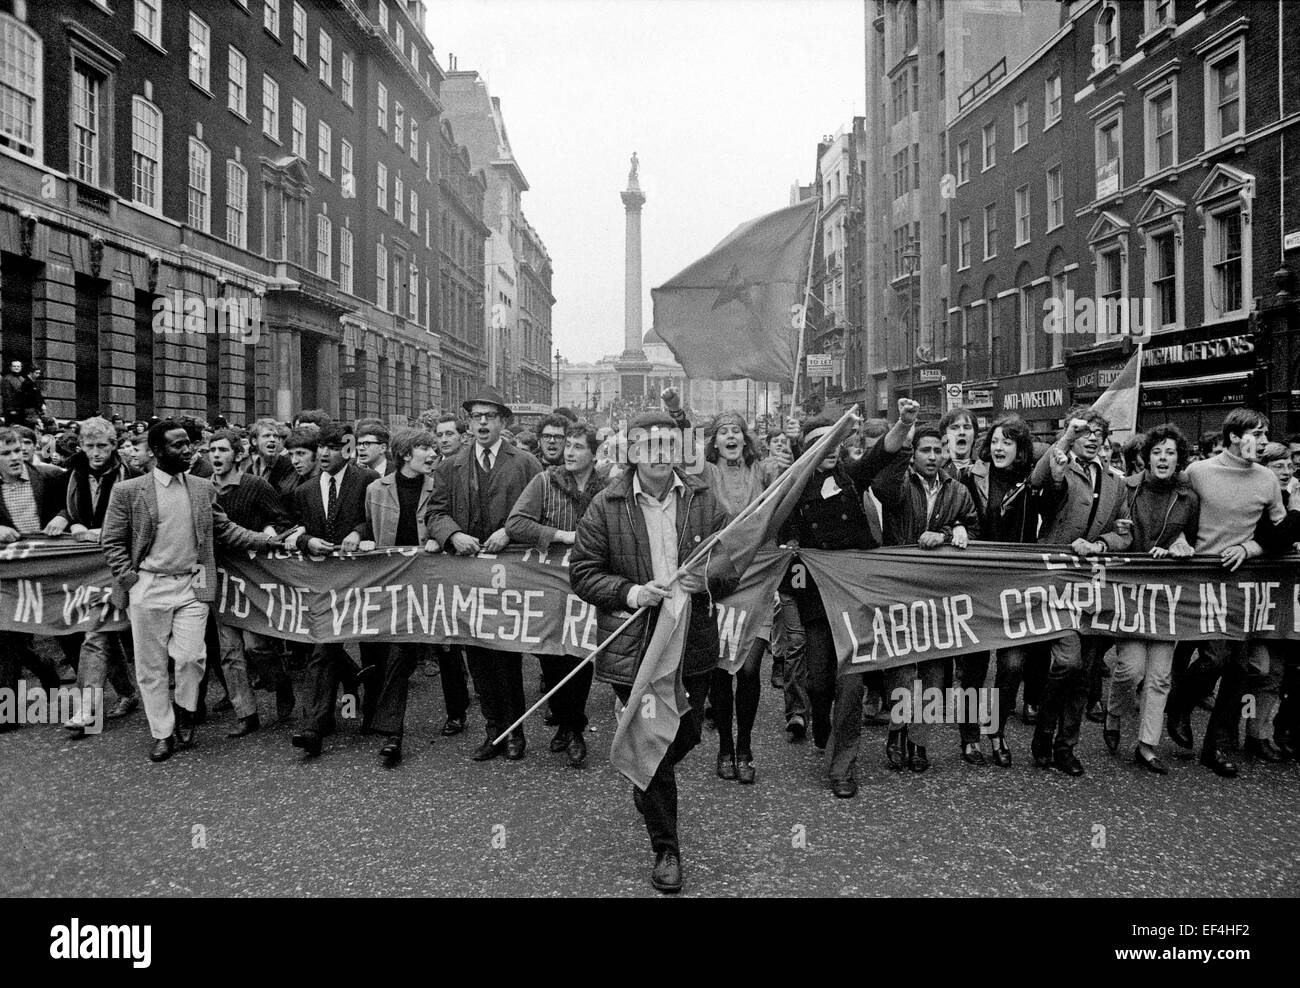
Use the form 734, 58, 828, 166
128, 571, 209, 740
1110, 640, 1174, 748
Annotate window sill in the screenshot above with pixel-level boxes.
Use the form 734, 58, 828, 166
228, 107, 250, 124
189, 79, 214, 100
1043, 117, 1061, 133
132, 30, 167, 55
1138, 165, 1179, 188
1138, 22, 1176, 50
1014, 239, 1030, 250
1046, 221, 1064, 234
1202, 136, 1246, 161
294, 53, 308, 69
1200, 314, 1249, 328
263, 133, 282, 146
263, 27, 282, 45
1088, 61, 1120, 85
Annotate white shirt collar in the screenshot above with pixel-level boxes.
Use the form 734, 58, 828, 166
153, 467, 182, 487
476, 438, 503, 464
320, 464, 346, 494
2, 462, 30, 484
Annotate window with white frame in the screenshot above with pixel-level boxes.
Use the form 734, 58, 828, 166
1097, 245, 1124, 336
1207, 205, 1245, 318
957, 216, 971, 269
1044, 72, 1061, 127
1204, 43, 1243, 147
1018, 284, 1034, 373
1050, 270, 1067, 365
376, 241, 388, 309
956, 140, 969, 184
317, 120, 331, 176
228, 46, 247, 117
378, 1, 389, 32
188, 14, 210, 90
134, 0, 162, 46
1145, 0, 1173, 33
291, 2, 307, 62
1096, 3, 1119, 69
318, 29, 332, 85
982, 121, 996, 170
130, 95, 162, 209
291, 98, 305, 157
1148, 228, 1179, 329
341, 51, 353, 106
1014, 185, 1030, 245
377, 82, 387, 130
394, 173, 404, 223
376, 161, 387, 211
1014, 98, 1028, 149
0, 15, 42, 159
1046, 164, 1064, 230
983, 203, 998, 259
410, 45, 418, 75
226, 159, 247, 248
409, 119, 418, 161
264, 0, 280, 37
409, 190, 418, 233
424, 208, 431, 249
1095, 114, 1122, 198
71, 62, 105, 185
395, 23, 405, 53
339, 225, 353, 293
408, 264, 418, 319
340, 139, 353, 197
262, 73, 279, 139
1145, 82, 1176, 174
393, 102, 404, 146
315, 213, 331, 278
187, 136, 211, 231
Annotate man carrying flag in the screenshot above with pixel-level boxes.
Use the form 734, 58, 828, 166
570, 410, 738, 893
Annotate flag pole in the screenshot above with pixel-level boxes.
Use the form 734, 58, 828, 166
789, 203, 821, 418
490, 405, 860, 747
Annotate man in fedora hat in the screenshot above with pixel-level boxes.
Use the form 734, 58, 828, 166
429, 385, 542, 760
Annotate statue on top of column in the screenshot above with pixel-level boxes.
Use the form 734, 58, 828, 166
628, 152, 640, 189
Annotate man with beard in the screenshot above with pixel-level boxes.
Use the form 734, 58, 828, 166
507, 421, 606, 767
208, 429, 290, 734
49, 417, 141, 736
100, 421, 281, 761
778, 399, 919, 798
429, 386, 541, 760
535, 414, 570, 469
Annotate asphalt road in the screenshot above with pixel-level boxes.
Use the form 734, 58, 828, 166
2, 652, 1297, 898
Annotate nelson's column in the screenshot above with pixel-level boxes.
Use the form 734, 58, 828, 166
613, 153, 652, 402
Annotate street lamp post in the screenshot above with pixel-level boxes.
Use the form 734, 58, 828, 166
902, 240, 921, 404
585, 373, 591, 413
553, 349, 561, 406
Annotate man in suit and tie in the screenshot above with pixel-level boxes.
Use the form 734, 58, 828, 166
284, 421, 380, 756
429, 386, 542, 760
100, 421, 281, 762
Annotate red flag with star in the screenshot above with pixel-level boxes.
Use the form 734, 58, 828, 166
651, 199, 817, 382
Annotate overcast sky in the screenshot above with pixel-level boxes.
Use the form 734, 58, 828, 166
429, 0, 865, 363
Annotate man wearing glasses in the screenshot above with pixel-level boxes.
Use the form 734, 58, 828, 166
1029, 408, 1133, 777
354, 420, 394, 477
535, 414, 569, 468
429, 386, 542, 760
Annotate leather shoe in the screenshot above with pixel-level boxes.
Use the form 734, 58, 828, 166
736, 757, 755, 784
1103, 727, 1121, 755
378, 736, 402, 767
549, 727, 572, 752
227, 713, 260, 738
1200, 745, 1238, 777
651, 851, 682, 893
471, 739, 504, 761
106, 695, 138, 719
1244, 736, 1286, 762
1053, 749, 1085, 777
440, 717, 465, 737
149, 735, 176, 762
831, 776, 858, 799
1167, 709, 1194, 749
291, 730, 322, 756
1085, 701, 1106, 723
174, 706, 197, 749
1275, 736, 1298, 761
907, 741, 929, 773
785, 714, 806, 741
991, 735, 1012, 768
961, 742, 986, 766
1134, 744, 1168, 775
505, 733, 526, 760
885, 729, 907, 771
716, 752, 737, 780
566, 732, 587, 768
1021, 703, 1038, 725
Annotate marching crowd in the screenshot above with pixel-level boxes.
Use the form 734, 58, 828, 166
2, 381, 1298, 893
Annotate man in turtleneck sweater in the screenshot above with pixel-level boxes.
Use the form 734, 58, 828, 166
1168, 407, 1287, 777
